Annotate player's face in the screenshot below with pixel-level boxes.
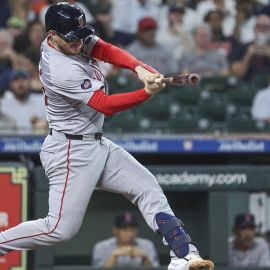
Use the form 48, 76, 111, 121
113, 226, 138, 245
236, 227, 256, 248
57, 36, 83, 56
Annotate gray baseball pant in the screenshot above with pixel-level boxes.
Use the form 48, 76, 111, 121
0, 130, 174, 254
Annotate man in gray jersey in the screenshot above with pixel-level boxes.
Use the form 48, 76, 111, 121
0, 3, 214, 270
228, 213, 270, 267
92, 212, 159, 267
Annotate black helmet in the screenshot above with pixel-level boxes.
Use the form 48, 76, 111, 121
45, 2, 94, 41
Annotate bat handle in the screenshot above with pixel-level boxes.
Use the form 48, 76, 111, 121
160, 78, 173, 83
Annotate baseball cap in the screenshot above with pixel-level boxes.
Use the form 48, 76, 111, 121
169, 4, 185, 14
7, 16, 26, 29
114, 212, 139, 228
10, 70, 30, 81
138, 17, 157, 31
234, 213, 256, 229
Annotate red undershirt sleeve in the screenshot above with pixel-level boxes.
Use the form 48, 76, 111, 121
87, 88, 151, 116
90, 39, 157, 73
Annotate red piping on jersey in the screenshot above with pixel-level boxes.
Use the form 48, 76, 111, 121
47, 37, 56, 49
0, 139, 71, 245
88, 88, 151, 116
91, 39, 158, 73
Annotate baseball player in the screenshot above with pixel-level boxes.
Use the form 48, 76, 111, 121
0, 3, 214, 270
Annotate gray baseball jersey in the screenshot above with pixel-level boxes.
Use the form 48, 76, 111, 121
0, 35, 176, 259
39, 36, 107, 135
228, 237, 270, 267
92, 237, 160, 267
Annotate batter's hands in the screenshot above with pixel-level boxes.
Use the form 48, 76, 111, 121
135, 65, 158, 83
144, 73, 166, 96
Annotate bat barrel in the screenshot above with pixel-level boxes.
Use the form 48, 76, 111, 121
171, 73, 200, 85
155, 73, 200, 85
187, 73, 200, 84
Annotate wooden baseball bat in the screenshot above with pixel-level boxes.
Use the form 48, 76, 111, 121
155, 73, 200, 85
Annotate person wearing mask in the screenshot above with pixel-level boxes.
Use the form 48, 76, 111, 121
230, 14, 270, 81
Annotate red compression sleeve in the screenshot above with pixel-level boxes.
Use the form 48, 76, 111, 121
87, 89, 150, 116
91, 39, 157, 73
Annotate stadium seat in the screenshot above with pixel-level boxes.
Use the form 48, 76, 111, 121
226, 119, 268, 132
168, 117, 212, 133
107, 74, 138, 93
104, 112, 139, 133
198, 102, 227, 122
252, 74, 269, 90
227, 87, 256, 107
169, 86, 200, 105
134, 97, 171, 121
200, 76, 230, 92
200, 76, 245, 92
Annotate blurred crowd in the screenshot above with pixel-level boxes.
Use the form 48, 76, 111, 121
2, 0, 270, 134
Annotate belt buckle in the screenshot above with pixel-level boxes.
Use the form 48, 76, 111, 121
95, 132, 103, 141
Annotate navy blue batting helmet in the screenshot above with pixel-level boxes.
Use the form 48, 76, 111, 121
45, 2, 94, 41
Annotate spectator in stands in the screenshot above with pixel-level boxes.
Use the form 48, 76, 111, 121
127, 17, 178, 76
0, 101, 17, 134
265, 231, 270, 251
9, 0, 34, 22
251, 78, 270, 123
160, 0, 200, 33
39, 0, 94, 27
92, 212, 159, 268
0, 0, 12, 27
196, 0, 235, 37
179, 24, 228, 77
230, 15, 270, 81
204, 10, 238, 57
228, 213, 270, 267
157, 4, 195, 61
231, 0, 257, 44
6, 16, 26, 39
1, 70, 47, 135
14, 20, 45, 65
91, 6, 134, 47
0, 29, 19, 92
111, 0, 160, 35
14, 20, 44, 63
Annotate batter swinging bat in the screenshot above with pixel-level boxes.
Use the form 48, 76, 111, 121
155, 73, 200, 86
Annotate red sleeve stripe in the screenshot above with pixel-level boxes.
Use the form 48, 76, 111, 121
87, 88, 150, 116
0, 139, 72, 245
91, 39, 141, 72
